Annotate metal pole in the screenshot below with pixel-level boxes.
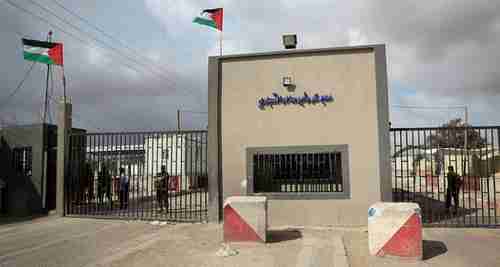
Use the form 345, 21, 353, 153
177, 109, 181, 131
464, 106, 468, 149
42, 31, 52, 125
41, 30, 52, 210
219, 31, 223, 56
62, 67, 67, 102
464, 106, 468, 176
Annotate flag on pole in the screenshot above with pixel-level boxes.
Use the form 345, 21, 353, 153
22, 38, 63, 66
193, 8, 223, 31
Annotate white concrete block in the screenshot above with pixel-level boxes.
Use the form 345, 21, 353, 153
368, 202, 422, 260
224, 196, 268, 242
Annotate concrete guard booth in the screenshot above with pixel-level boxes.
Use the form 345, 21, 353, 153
0, 124, 85, 217
208, 44, 391, 226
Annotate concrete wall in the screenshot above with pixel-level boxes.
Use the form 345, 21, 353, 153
0, 124, 84, 216
208, 45, 391, 226
0, 124, 49, 216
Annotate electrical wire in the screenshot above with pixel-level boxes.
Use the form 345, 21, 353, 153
1, 1, 210, 131
2, 27, 189, 131
48, 0, 181, 80
0, 62, 36, 110
391, 104, 466, 127
3, 0, 187, 95
46, 95, 104, 131
179, 110, 208, 115
24, 0, 185, 91
392, 105, 466, 110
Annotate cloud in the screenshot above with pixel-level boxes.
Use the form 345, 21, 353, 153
357, 0, 500, 96
2, 0, 500, 131
347, 28, 368, 46
144, 0, 200, 37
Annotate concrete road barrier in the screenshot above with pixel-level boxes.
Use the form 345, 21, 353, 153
368, 202, 422, 260
223, 196, 267, 242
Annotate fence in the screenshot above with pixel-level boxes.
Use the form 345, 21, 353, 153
66, 130, 208, 222
391, 127, 500, 227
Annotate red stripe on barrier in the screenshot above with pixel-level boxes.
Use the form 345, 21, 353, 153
376, 213, 422, 259
224, 205, 262, 242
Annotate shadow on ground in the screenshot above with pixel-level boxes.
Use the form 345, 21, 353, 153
423, 240, 448, 260
267, 229, 302, 243
393, 189, 478, 225
0, 213, 49, 226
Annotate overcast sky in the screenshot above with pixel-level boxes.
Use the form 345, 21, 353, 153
1, 0, 500, 131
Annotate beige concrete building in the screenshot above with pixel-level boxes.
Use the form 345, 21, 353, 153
208, 45, 391, 226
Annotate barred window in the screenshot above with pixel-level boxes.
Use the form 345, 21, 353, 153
247, 145, 349, 198
13, 147, 32, 177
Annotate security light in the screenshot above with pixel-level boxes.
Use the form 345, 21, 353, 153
282, 76, 293, 87
282, 34, 297, 49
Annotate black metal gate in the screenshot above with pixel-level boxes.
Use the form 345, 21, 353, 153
66, 130, 208, 222
391, 127, 500, 227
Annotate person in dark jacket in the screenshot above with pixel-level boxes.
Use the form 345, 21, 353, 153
446, 166, 461, 213
119, 168, 129, 210
156, 166, 169, 212
98, 165, 112, 208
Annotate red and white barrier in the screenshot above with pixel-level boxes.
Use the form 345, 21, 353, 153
368, 202, 422, 260
223, 196, 267, 243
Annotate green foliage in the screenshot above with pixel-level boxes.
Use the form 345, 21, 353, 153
427, 118, 486, 148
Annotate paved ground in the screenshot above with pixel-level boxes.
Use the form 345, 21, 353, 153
1, 216, 500, 267
343, 227, 500, 267
0, 216, 345, 267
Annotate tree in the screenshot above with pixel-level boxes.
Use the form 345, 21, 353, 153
427, 118, 486, 149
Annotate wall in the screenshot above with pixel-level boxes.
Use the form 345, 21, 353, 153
209, 45, 391, 226
0, 124, 85, 216
0, 125, 46, 216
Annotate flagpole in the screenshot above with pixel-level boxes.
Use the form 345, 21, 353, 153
62, 66, 67, 102
40, 30, 52, 211
42, 31, 52, 125
219, 30, 223, 56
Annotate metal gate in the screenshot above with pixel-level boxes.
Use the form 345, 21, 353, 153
65, 130, 208, 222
391, 127, 500, 227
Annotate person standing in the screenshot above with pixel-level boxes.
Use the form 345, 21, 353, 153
98, 165, 112, 208
0, 178, 6, 214
119, 168, 129, 210
445, 166, 461, 214
156, 166, 169, 212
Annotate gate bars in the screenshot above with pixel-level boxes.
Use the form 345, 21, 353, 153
391, 127, 500, 227
65, 130, 208, 222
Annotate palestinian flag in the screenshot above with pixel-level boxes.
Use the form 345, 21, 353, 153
193, 8, 223, 31
22, 38, 64, 66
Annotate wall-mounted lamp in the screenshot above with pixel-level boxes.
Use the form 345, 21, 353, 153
282, 76, 293, 87
282, 34, 297, 49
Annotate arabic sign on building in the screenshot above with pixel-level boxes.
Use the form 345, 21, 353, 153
258, 92, 334, 110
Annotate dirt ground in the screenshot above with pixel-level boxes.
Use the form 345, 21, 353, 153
342, 227, 500, 267
1, 216, 500, 267
0, 216, 343, 267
